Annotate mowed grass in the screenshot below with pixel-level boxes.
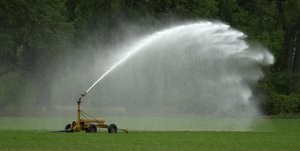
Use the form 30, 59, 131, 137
0, 118, 299, 151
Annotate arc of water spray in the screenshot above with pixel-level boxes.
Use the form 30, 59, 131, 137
84, 50, 137, 94
81, 29, 170, 98
80, 22, 228, 99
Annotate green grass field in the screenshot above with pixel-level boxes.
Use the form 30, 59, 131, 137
0, 117, 299, 151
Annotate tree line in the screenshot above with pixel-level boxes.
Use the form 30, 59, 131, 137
0, 0, 299, 115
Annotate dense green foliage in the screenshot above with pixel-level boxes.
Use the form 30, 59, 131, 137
0, 0, 300, 115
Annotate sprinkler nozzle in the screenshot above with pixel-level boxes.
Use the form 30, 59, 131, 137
78, 92, 87, 100
80, 92, 87, 98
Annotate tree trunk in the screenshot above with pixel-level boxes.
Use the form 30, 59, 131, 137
293, 34, 300, 73
276, 0, 300, 72
290, 12, 300, 73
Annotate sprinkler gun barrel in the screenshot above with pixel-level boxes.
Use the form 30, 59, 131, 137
79, 92, 87, 100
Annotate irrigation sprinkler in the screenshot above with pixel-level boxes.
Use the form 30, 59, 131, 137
63, 92, 128, 133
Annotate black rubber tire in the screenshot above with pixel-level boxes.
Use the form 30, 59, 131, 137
86, 124, 97, 133
65, 124, 71, 130
72, 121, 76, 127
108, 124, 118, 133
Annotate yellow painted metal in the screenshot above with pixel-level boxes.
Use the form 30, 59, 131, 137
66, 94, 128, 133
80, 118, 105, 123
76, 99, 81, 131
73, 97, 107, 131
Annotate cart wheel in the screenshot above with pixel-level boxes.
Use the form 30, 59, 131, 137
65, 124, 71, 130
72, 121, 76, 127
108, 124, 117, 133
86, 124, 97, 133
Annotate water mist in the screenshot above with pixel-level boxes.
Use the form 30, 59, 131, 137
84, 21, 274, 131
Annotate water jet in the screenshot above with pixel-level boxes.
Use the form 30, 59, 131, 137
65, 21, 274, 132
